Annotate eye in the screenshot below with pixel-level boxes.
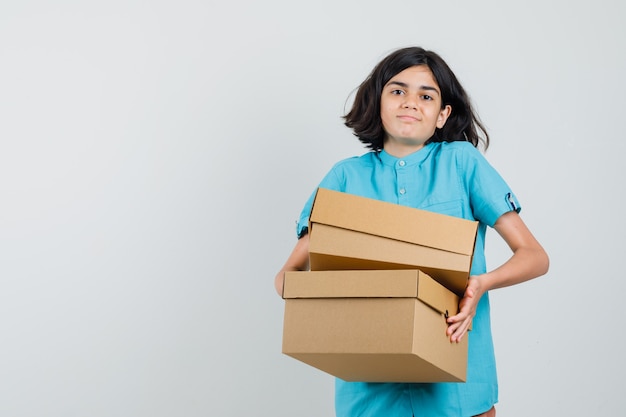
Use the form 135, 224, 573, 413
421, 94, 433, 101
391, 89, 405, 95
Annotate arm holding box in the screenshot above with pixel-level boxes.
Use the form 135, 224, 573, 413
274, 234, 310, 296
446, 210, 550, 342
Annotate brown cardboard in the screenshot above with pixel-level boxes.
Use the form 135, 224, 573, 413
282, 270, 467, 383
308, 188, 478, 295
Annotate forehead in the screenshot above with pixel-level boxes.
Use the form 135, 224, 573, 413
386, 65, 439, 89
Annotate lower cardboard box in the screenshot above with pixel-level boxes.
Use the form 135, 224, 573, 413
282, 269, 467, 383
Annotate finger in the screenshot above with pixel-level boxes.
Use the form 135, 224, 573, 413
446, 309, 469, 329
451, 327, 466, 343
446, 322, 463, 341
447, 302, 471, 323
445, 316, 466, 335
450, 319, 471, 343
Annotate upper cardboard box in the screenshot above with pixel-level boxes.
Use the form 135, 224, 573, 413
308, 188, 478, 295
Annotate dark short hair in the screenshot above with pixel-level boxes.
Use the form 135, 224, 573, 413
343, 47, 489, 151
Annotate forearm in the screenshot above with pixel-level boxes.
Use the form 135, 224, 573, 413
482, 211, 549, 291
478, 245, 549, 292
274, 234, 310, 296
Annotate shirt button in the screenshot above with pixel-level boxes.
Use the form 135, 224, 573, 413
399, 188, 406, 195
399, 160, 406, 167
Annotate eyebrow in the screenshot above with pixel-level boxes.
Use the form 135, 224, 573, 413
386, 81, 441, 95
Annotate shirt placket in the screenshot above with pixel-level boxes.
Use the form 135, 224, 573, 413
396, 159, 410, 205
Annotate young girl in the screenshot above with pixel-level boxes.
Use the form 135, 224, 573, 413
274, 46, 549, 417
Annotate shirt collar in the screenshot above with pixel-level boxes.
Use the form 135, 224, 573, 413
378, 143, 435, 167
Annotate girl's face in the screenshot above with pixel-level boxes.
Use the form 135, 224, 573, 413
380, 65, 451, 157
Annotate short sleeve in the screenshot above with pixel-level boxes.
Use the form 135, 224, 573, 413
295, 166, 343, 238
462, 146, 521, 227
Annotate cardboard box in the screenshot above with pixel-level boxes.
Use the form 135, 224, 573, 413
282, 269, 467, 382
308, 188, 478, 295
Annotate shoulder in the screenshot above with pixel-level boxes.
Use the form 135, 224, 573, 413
329, 151, 379, 170
318, 151, 379, 188
439, 141, 482, 156
430, 141, 486, 165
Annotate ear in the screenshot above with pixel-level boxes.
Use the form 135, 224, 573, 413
436, 105, 452, 129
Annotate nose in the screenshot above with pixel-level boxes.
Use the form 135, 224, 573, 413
402, 96, 417, 109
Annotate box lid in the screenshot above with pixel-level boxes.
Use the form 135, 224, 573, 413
283, 270, 459, 317
310, 188, 478, 256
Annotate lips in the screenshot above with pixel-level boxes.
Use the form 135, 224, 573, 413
397, 114, 420, 122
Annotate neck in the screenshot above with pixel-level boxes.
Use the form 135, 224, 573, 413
383, 141, 425, 158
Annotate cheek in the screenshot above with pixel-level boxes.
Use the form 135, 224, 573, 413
379, 108, 388, 124
380, 103, 394, 121
380, 110, 393, 131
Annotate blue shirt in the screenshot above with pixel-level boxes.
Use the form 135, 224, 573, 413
296, 141, 520, 417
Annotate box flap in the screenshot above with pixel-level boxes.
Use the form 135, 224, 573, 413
310, 188, 478, 256
282, 270, 459, 316
416, 271, 460, 317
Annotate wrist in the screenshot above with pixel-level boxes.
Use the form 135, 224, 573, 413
468, 274, 489, 297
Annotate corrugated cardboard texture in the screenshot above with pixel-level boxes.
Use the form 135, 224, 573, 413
282, 270, 467, 383
283, 270, 459, 317
307, 188, 479, 296
309, 224, 470, 295
310, 188, 477, 255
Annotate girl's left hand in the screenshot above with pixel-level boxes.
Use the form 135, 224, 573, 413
446, 275, 485, 343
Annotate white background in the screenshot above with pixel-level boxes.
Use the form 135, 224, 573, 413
1, 1, 624, 416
